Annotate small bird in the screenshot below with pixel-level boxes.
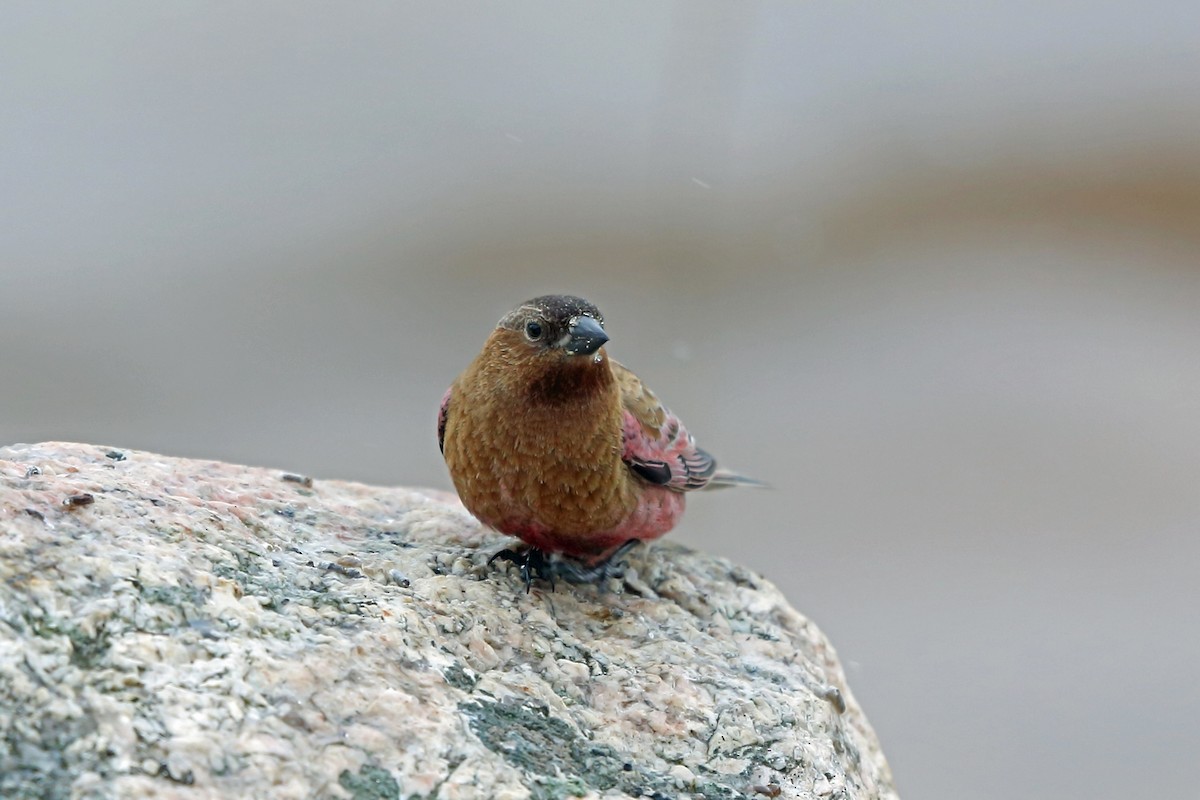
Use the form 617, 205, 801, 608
438, 294, 759, 589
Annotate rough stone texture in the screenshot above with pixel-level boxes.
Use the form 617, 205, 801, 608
0, 441, 897, 800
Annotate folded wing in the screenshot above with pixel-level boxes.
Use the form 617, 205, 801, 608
613, 360, 717, 492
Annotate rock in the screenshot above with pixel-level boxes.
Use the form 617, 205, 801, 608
0, 442, 897, 800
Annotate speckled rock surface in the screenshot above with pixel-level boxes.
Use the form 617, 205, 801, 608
0, 442, 896, 800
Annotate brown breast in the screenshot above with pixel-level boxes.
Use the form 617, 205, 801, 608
443, 334, 638, 542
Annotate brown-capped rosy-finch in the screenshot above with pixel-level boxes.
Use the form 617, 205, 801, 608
438, 294, 760, 589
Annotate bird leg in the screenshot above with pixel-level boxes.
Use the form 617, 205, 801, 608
486, 539, 642, 593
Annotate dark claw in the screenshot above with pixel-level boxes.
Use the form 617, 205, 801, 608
486, 539, 642, 593
488, 547, 553, 593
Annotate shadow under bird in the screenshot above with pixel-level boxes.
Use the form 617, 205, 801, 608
438, 294, 762, 590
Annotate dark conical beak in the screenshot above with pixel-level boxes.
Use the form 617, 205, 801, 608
564, 315, 608, 355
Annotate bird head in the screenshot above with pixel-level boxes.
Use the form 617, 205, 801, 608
496, 295, 609, 359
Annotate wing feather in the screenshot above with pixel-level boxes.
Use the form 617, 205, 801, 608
437, 387, 452, 454
613, 360, 716, 492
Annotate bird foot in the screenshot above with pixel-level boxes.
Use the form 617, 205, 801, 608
547, 539, 642, 587
487, 539, 642, 593
487, 546, 553, 593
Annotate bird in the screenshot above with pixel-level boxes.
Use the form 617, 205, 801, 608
438, 294, 760, 589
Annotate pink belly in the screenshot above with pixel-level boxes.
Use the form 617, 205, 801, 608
490, 486, 686, 563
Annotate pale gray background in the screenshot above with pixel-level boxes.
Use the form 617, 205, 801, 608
4, 3, 1199, 798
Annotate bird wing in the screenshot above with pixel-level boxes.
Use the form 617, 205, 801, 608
437, 387, 452, 454
612, 360, 716, 492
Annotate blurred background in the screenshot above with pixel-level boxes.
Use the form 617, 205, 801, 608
3, 2, 1199, 797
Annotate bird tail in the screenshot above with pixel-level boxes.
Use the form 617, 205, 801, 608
705, 469, 770, 490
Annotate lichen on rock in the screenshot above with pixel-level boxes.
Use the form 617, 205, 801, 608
0, 441, 897, 799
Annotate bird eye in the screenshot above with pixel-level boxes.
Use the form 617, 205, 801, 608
524, 320, 544, 341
